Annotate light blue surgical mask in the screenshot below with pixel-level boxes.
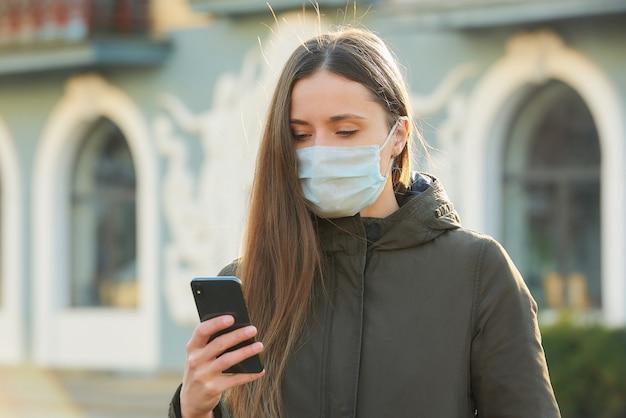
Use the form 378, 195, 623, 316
296, 119, 401, 218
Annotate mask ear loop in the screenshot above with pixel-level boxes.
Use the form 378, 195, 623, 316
384, 116, 409, 159
380, 118, 405, 181
379, 119, 401, 151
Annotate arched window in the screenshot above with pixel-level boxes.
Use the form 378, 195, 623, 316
33, 75, 158, 369
503, 81, 601, 312
70, 117, 137, 308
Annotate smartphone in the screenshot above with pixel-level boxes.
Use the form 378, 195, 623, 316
190, 276, 263, 374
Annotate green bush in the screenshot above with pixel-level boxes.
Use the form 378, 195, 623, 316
541, 320, 626, 418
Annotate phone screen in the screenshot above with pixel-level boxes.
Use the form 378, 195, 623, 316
190, 276, 263, 374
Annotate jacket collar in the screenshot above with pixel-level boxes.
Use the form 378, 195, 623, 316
316, 173, 461, 253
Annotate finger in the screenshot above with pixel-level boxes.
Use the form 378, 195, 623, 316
205, 325, 259, 361
212, 341, 264, 374
182, 369, 266, 418
187, 315, 235, 351
187, 323, 260, 374
182, 345, 265, 408
216, 368, 266, 390
185, 341, 263, 394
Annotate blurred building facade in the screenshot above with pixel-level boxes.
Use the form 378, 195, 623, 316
0, 0, 624, 372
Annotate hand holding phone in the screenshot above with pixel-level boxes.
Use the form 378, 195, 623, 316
180, 312, 264, 418
190, 276, 264, 374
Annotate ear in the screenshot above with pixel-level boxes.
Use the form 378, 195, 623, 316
392, 116, 409, 156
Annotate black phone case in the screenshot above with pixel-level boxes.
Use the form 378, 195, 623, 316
191, 276, 263, 374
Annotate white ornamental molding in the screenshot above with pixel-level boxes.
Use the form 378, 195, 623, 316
410, 62, 478, 203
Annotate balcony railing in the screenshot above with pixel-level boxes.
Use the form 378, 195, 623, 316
0, 0, 151, 47
0, 0, 171, 76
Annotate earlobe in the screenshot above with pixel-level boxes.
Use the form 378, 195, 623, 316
394, 139, 407, 158
394, 116, 409, 153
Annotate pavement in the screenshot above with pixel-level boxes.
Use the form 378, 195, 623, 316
0, 365, 183, 418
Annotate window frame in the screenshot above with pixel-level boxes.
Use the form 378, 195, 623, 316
458, 30, 626, 325
502, 81, 602, 315
32, 75, 159, 370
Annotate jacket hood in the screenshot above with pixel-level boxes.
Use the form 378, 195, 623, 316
317, 172, 461, 252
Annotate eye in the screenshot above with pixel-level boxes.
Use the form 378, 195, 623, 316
337, 130, 357, 137
292, 132, 311, 141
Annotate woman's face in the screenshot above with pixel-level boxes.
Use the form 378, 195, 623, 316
289, 71, 406, 174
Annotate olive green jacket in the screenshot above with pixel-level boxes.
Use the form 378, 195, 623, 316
169, 174, 560, 418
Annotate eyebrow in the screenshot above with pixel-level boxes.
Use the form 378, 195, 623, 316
289, 113, 367, 125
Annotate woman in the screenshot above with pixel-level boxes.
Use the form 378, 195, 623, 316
169, 27, 561, 418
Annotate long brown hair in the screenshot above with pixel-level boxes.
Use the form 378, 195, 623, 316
229, 27, 414, 417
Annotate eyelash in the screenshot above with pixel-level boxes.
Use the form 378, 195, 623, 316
291, 130, 358, 141
337, 130, 357, 137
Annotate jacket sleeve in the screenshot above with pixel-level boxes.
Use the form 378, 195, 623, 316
168, 384, 183, 418
470, 237, 561, 418
168, 384, 231, 418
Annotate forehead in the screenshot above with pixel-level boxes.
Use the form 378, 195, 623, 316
290, 71, 383, 120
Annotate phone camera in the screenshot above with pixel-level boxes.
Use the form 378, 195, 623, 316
193, 285, 204, 299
